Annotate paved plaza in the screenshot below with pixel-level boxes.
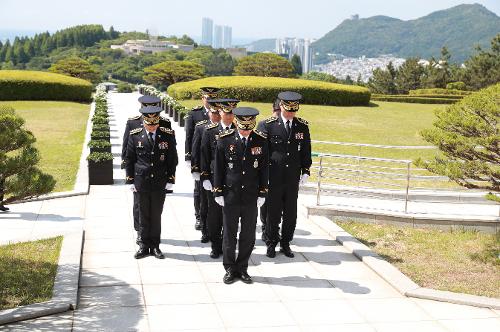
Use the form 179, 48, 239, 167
1, 92, 499, 331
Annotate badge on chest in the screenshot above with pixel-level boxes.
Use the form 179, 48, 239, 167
251, 146, 262, 155
295, 132, 304, 140
158, 142, 168, 150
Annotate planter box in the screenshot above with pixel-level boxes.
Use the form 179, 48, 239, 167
168, 105, 174, 117
88, 159, 114, 185
174, 109, 179, 122
179, 115, 185, 127
89, 147, 112, 154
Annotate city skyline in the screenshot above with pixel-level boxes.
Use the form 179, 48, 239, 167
1, 0, 498, 41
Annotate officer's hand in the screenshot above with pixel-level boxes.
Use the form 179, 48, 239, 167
202, 180, 213, 191
129, 184, 137, 192
257, 197, 266, 208
192, 172, 201, 181
165, 183, 174, 190
300, 174, 310, 185
215, 196, 225, 206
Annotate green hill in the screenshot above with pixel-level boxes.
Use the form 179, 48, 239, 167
312, 4, 500, 62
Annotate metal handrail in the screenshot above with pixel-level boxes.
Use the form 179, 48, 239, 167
312, 140, 437, 150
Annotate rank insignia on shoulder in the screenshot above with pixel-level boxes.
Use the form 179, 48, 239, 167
160, 116, 171, 122
128, 115, 141, 120
206, 123, 218, 130
160, 127, 174, 135
296, 117, 309, 125
130, 128, 142, 135
191, 105, 203, 111
254, 130, 267, 139
219, 129, 234, 138
195, 120, 208, 126
266, 116, 278, 123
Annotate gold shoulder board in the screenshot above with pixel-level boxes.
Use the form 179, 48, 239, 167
206, 123, 218, 130
128, 115, 141, 120
218, 129, 234, 138
160, 127, 174, 135
266, 116, 278, 124
296, 117, 309, 126
130, 128, 142, 135
195, 120, 208, 126
160, 116, 171, 122
254, 129, 267, 139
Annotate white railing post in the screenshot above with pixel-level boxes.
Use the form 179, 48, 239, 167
404, 162, 411, 213
316, 155, 323, 206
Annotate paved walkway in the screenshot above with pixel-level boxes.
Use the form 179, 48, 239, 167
2, 92, 500, 331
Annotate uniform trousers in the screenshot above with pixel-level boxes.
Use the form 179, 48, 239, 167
138, 190, 166, 248
265, 180, 299, 246
222, 203, 257, 273
207, 190, 223, 252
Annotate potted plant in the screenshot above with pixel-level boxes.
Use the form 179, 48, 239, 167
87, 152, 114, 185
91, 130, 111, 142
92, 123, 110, 132
88, 139, 112, 153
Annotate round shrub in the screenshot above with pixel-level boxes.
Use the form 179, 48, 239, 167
167, 76, 371, 106
446, 82, 467, 91
87, 152, 113, 162
409, 88, 472, 96
0, 70, 93, 102
88, 140, 111, 149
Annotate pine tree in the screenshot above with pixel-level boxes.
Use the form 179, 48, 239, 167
290, 54, 303, 76
0, 106, 55, 203
417, 83, 500, 197
395, 58, 424, 94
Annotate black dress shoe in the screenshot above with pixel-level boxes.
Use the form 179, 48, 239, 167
0, 205, 9, 212
134, 247, 149, 259
151, 247, 165, 259
261, 231, 268, 242
201, 234, 210, 243
280, 245, 294, 258
239, 271, 253, 284
209, 250, 221, 259
135, 234, 142, 245
223, 271, 237, 284
165, 189, 173, 194
195, 220, 202, 230
266, 246, 276, 258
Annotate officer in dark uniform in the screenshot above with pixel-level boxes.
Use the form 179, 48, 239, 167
257, 92, 312, 258
200, 99, 239, 258
257, 98, 281, 242
214, 107, 269, 284
121, 95, 172, 244
191, 100, 223, 243
185, 87, 220, 230
124, 106, 178, 259
0, 178, 8, 212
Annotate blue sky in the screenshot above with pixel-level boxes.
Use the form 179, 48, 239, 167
0, 0, 498, 40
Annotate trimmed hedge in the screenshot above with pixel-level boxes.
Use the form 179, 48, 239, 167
0, 70, 93, 102
409, 88, 472, 96
167, 76, 371, 106
371, 95, 458, 104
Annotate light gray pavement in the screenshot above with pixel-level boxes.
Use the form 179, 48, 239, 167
2, 91, 500, 331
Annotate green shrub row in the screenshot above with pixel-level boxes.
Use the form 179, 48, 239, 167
409, 88, 472, 96
446, 82, 466, 90
88, 139, 111, 149
372, 94, 464, 100
87, 152, 113, 162
0, 70, 93, 102
167, 76, 371, 106
371, 95, 459, 104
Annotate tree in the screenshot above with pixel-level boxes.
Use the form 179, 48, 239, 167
234, 53, 296, 78
422, 47, 453, 88
49, 56, 101, 83
290, 54, 303, 76
395, 58, 424, 94
143, 60, 205, 89
301, 71, 338, 83
417, 83, 500, 198
462, 34, 500, 90
368, 62, 397, 94
0, 106, 55, 203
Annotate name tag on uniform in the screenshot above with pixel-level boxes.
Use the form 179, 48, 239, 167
229, 144, 236, 154
137, 141, 143, 148
228, 162, 233, 169
251, 147, 262, 155
158, 142, 168, 150
254, 159, 258, 168
295, 132, 304, 140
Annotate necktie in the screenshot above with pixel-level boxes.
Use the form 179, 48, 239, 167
241, 137, 247, 150
149, 132, 155, 145
286, 120, 291, 136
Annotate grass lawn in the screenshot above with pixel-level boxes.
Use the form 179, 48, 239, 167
0, 236, 63, 310
338, 221, 500, 298
0, 101, 90, 192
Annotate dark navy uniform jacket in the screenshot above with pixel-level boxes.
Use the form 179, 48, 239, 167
213, 129, 269, 205
257, 116, 312, 184
200, 123, 236, 182
121, 115, 171, 168
190, 120, 209, 174
125, 127, 177, 192
184, 106, 209, 161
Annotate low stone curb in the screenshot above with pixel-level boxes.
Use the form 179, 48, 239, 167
0, 230, 84, 325
307, 215, 500, 310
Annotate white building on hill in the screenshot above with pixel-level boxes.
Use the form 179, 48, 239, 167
111, 40, 194, 55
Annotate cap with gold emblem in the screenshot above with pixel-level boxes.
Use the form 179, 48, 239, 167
138, 95, 161, 106
278, 91, 302, 112
200, 87, 220, 98
233, 107, 259, 130
207, 98, 240, 113
139, 106, 162, 125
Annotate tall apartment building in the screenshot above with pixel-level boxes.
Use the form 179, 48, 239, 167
275, 37, 314, 74
222, 26, 232, 48
201, 17, 213, 46
213, 25, 223, 49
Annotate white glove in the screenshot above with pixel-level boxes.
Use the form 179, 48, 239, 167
165, 183, 174, 190
257, 197, 266, 208
192, 172, 200, 180
215, 196, 225, 206
203, 180, 213, 191
300, 174, 309, 185
129, 184, 137, 192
